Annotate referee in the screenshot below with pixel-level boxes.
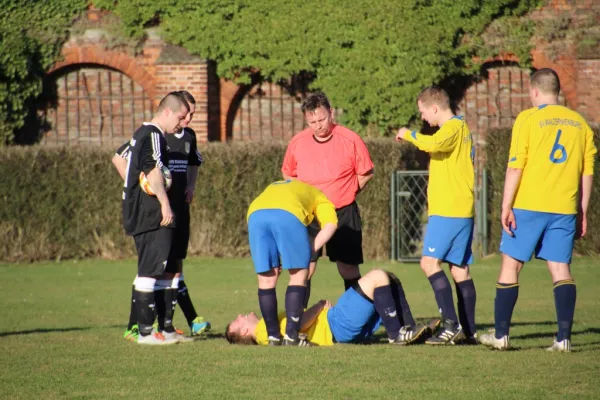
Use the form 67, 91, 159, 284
282, 92, 374, 306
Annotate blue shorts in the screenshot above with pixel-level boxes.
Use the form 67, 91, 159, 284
327, 287, 382, 343
247, 209, 311, 274
422, 216, 474, 266
500, 209, 576, 264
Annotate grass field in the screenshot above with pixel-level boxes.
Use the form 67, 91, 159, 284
1, 256, 599, 399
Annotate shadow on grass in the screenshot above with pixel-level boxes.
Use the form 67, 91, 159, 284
0, 327, 91, 337
477, 321, 557, 330
514, 327, 600, 340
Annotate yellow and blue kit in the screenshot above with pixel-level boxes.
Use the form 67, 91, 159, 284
404, 116, 475, 265
254, 287, 382, 346
501, 104, 597, 263
247, 180, 337, 273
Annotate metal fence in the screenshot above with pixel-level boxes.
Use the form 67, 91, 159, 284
390, 170, 488, 262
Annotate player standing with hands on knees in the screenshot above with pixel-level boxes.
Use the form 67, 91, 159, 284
396, 86, 477, 345
120, 92, 189, 345
282, 92, 374, 306
246, 179, 338, 346
479, 68, 596, 352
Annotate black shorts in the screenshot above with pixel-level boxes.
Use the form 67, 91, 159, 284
308, 201, 363, 265
169, 202, 190, 262
134, 227, 174, 277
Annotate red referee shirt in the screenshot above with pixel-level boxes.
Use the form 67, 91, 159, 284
281, 124, 374, 209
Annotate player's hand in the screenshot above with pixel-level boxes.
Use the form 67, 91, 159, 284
396, 127, 410, 142
160, 204, 175, 226
318, 300, 332, 309
576, 211, 587, 239
501, 208, 516, 236
185, 185, 196, 204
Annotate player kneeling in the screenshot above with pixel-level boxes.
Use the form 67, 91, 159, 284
225, 269, 430, 346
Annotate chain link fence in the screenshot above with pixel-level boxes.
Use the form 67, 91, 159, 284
390, 170, 488, 262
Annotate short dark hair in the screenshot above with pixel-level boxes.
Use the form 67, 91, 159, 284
417, 86, 450, 110
530, 68, 560, 95
301, 92, 331, 114
224, 323, 257, 345
157, 91, 189, 113
177, 90, 196, 105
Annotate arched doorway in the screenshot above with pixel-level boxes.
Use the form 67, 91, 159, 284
228, 76, 311, 141
42, 64, 154, 146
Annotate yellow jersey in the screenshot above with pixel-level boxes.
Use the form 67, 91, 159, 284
255, 310, 335, 346
404, 116, 474, 217
247, 179, 338, 227
508, 105, 597, 214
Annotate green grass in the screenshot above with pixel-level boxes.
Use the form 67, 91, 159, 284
1, 256, 599, 399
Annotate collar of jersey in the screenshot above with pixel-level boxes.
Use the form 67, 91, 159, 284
312, 127, 336, 144
143, 122, 165, 135
174, 128, 186, 139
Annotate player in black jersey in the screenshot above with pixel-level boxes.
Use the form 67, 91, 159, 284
114, 91, 210, 342
117, 91, 189, 345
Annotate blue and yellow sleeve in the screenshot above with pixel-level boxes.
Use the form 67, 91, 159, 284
507, 111, 532, 169
583, 124, 597, 176
403, 120, 461, 153
314, 192, 338, 227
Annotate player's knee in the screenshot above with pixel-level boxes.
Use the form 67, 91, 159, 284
450, 265, 470, 282
135, 277, 156, 293
420, 257, 439, 275
366, 268, 388, 285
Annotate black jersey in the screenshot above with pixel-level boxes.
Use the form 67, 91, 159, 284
121, 123, 170, 236
164, 127, 203, 207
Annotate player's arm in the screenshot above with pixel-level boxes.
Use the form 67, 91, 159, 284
578, 126, 596, 237
300, 300, 331, 331
281, 142, 297, 180
501, 113, 530, 235
396, 124, 459, 153
140, 134, 174, 226
354, 137, 375, 193
313, 197, 338, 251
186, 132, 203, 203
578, 175, 593, 238
501, 167, 523, 235
357, 169, 374, 193
111, 142, 130, 180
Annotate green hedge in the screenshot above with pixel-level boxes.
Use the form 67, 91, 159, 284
0, 139, 426, 262
485, 128, 600, 256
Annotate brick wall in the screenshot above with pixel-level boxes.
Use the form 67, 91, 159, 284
45, 7, 214, 145
45, 1, 599, 145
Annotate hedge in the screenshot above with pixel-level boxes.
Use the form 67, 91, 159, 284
485, 128, 600, 256
0, 139, 426, 262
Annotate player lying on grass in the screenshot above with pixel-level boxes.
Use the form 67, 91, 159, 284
225, 269, 429, 346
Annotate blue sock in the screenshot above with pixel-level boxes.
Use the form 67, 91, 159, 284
428, 271, 458, 324
494, 282, 519, 338
553, 279, 576, 342
391, 278, 415, 327
285, 285, 306, 340
258, 288, 280, 339
374, 285, 402, 339
303, 279, 312, 309
456, 279, 477, 337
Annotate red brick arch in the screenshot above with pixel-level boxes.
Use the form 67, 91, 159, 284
481, 52, 578, 108
48, 45, 157, 104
